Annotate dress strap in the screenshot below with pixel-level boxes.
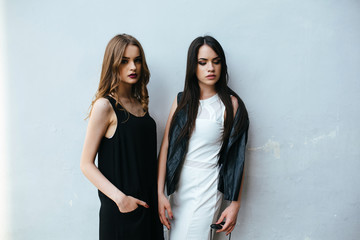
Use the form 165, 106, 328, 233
105, 96, 125, 112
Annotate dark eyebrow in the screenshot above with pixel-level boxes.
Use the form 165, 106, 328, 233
198, 56, 220, 61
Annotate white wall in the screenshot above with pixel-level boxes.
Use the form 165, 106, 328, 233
1, 0, 359, 239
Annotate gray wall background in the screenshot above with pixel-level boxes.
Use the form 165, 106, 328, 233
1, 0, 359, 239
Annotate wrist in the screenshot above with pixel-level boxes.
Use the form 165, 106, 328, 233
230, 201, 241, 210
113, 191, 126, 206
157, 186, 165, 196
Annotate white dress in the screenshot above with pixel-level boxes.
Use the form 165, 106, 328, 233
169, 94, 225, 240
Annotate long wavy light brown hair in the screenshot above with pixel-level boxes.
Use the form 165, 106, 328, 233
89, 34, 150, 116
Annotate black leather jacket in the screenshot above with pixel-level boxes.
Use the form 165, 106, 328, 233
166, 92, 249, 201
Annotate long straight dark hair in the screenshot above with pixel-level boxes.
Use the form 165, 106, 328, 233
170, 36, 248, 157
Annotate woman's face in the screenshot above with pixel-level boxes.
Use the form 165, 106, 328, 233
196, 44, 221, 88
119, 45, 142, 85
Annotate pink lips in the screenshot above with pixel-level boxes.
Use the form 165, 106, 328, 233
128, 74, 137, 79
206, 74, 216, 79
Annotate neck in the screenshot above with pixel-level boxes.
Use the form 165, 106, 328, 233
117, 82, 133, 99
199, 84, 217, 100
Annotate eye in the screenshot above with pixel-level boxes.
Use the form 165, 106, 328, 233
198, 61, 206, 66
121, 59, 128, 64
213, 59, 221, 65
135, 58, 142, 63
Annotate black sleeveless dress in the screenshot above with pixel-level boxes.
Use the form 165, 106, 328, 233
97, 97, 164, 240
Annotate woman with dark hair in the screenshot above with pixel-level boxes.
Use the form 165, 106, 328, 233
158, 36, 249, 239
80, 34, 163, 240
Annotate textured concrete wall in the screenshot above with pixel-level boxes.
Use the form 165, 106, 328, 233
1, 0, 359, 239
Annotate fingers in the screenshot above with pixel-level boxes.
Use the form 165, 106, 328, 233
221, 220, 233, 233
117, 196, 139, 213
166, 204, 174, 220
216, 205, 239, 233
163, 203, 172, 229
216, 213, 226, 233
135, 198, 149, 208
216, 213, 225, 224
226, 225, 235, 235
159, 207, 171, 229
158, 211, 165, 225
158, 197, 172, 230
217, 219, 236, 234
158, 207, 165, 224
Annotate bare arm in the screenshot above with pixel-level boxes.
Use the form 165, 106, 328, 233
157, 96, 178, 229
80, 98, 148, 213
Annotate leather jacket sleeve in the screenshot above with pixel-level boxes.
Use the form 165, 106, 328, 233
218, 91, 249, 200
219, 123, 249, 201
165, 92, 188, 196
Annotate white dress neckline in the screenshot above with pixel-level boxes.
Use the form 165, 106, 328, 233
199, 93, 219, 105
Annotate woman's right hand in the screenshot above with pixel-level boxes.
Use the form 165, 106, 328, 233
158, 193, 173, 229
116, 195, 149, 213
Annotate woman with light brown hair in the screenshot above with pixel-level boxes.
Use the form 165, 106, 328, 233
80, 34, 164, 240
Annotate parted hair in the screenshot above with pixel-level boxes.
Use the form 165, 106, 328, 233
89, 34, 150, 116
170, 36, 248, 159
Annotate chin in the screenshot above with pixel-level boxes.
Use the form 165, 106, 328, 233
200, 80, 217, 86
128, 78, 139, 84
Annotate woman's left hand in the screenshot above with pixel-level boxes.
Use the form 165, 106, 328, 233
215, 201, 240, 235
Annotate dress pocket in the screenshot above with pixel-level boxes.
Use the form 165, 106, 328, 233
121, 205, 143, 216
118, 206, 147, 238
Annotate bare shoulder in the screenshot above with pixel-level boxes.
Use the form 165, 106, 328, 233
165, 95, 179, 123
168, 95, 178, 116
230, 95, 239, 112
91, 98, 113, 117
172, 95, 178, 108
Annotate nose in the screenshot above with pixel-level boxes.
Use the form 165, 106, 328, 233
129, 60, 137, 70
207, 62, 215, 72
